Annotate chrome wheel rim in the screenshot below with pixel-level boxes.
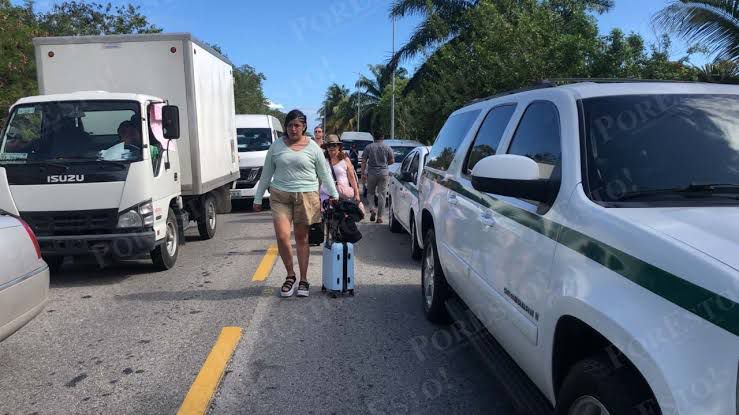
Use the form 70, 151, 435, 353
165, 220, 177, 257
423, 244, 435, 308
568, 396, 611, 415
207, 199, 216, 230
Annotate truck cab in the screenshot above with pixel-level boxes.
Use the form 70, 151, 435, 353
0, 92, 184, 270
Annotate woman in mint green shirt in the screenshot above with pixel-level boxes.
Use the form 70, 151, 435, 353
254, 109, 338, 298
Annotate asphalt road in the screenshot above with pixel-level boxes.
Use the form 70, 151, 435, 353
0, 203, 521, 415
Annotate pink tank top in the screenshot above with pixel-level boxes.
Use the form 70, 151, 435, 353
331, 159, 354, 199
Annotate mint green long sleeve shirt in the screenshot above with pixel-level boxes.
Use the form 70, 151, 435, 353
254, 137, 339, 204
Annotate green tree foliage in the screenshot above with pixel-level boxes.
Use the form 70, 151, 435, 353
380, 0, 708, 143
0, 1, 161, 124
36, 1, 161, 36
1, 2, 280, 128
0, 1, 41, 123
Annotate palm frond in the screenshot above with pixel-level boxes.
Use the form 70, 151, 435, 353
389, 0, 476, 18
654, 0, 739, 61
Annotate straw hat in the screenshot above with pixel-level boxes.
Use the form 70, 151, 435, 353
321, 134, 342, 148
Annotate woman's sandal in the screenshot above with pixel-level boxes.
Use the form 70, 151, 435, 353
297, 280, 310, 297
281, 275, 297, 297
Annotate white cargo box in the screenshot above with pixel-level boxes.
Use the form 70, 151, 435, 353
32, 33, 239, 196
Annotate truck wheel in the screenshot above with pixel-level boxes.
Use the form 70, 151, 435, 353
197, 194, 217, 240
151, 208, 179, 270
422, 228, 452, 324
410, 218, 422, 261
555, 355, 657, 415
389, 198, 403, 233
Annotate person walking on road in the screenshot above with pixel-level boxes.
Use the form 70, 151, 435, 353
361, 133, 394, 223
322, 134, 361, 203
313, 126, 325, 147
254, 110, 338, 298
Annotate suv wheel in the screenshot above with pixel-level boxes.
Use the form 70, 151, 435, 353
556, 354, 657, 415
422, 228, 452, 324
389, 198, 403, 233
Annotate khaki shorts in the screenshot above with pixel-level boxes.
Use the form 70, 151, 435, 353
269, 187, 321, 225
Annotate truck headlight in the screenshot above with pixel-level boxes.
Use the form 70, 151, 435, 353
138, 200, 154, 226
117, 210, 143, 228
117, 200, 154, 228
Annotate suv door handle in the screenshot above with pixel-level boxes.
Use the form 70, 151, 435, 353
447, 193, 458, 205
479, 210, 496, 227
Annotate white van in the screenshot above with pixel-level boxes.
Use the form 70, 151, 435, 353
231, 115, 283, 204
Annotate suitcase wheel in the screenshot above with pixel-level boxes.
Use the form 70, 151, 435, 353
321, 285, 326, 292
349, 289, 355, 296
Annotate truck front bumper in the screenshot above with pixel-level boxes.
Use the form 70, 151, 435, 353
37, 231, 157, 258
230, 179, 269, 200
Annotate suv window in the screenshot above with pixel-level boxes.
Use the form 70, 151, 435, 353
426, 110, 481, 171
507, 101, 561, 180
409, 152, 420, 183
400, 151, 414, 175
582, 94, 739, 205
465, 104, 517, 174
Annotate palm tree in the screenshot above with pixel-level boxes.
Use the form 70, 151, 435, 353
387, 0, 614, 70
696, 59, 739, 83
653, 0, 739, 61
387, 0, 476, 71
318, 83, 350, 133
356, 64, 409, 133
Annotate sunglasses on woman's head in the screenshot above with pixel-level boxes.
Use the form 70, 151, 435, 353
327, 144, 339, 148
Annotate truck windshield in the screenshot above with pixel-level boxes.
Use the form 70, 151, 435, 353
0, 100, 142, 164
237, 128, 273, 152
581, 94, 739, 205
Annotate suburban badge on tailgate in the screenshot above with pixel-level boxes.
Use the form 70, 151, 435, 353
47, 174, 85, 183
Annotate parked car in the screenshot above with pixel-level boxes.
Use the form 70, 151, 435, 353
388, 146, 430, 260
383, 139, 424, 204
385, 139, 424, 176
231, 114, 284, 206
341, 132, 374, 178
416, 81, 739, 415
0, 211, 49, 342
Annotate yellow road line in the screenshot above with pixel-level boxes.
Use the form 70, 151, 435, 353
177, 327, 242, 415
251, 244, 278, 281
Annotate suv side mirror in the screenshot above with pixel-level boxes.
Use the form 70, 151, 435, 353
162, 105, 180, 139
471, 155, 555, 203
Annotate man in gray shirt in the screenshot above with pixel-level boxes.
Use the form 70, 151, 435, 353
362, 133, 394, 223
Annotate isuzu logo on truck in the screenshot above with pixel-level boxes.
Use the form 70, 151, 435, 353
47, 174, 85, 183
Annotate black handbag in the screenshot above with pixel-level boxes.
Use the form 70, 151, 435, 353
309, 222, 324, 246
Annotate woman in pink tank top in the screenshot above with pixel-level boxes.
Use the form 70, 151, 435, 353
322, 134, 360, 202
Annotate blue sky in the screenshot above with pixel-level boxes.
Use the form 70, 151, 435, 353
20, 0, 706, 129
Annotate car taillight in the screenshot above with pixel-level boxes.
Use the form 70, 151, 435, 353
19, 219, 41, 259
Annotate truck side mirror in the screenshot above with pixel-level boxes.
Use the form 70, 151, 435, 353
162, 105, 180, 139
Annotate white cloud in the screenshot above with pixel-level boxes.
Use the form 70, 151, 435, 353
267, 100, 284, 110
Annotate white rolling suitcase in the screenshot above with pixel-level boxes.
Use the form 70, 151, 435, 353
321, 241, 355, 297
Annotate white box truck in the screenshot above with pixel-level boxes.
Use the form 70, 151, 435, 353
0, 33, 239, 271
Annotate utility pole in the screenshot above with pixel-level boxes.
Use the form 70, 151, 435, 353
356, 72, 362, 131
391, 15, 396, 140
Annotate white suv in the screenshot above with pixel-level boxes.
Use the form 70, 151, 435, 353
416, 81, 739, 415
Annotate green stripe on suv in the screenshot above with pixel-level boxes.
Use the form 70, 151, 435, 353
423, 169, 739, 337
